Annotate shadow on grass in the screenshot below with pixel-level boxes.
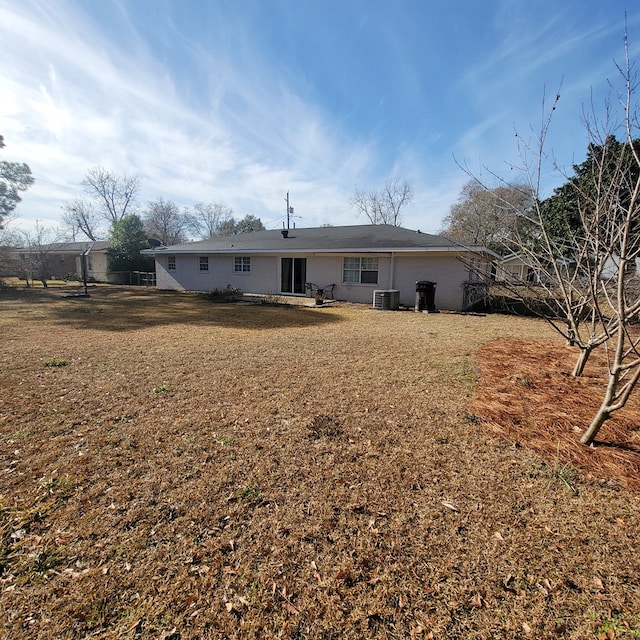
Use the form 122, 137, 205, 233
1, 285, 344, 332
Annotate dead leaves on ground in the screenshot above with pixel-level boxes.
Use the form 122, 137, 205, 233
471, 338, 640, 494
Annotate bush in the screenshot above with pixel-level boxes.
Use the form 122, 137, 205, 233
202, 285, 243, 303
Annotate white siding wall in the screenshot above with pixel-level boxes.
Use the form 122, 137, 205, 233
392, 254, 468, 310
154, 251, 471, 310
155, 254, 280, 292
91, 253, 110, 282
303, 256, 340, 289
75, 252, 109, 282
306, 255, 391, 304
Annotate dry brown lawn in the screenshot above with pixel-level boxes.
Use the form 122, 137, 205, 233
0, 285, 638, 640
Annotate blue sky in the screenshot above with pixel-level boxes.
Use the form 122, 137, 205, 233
1, 0, 638, 238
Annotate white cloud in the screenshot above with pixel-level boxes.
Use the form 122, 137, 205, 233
3, 0, 639, 241
1, 0, 380, 235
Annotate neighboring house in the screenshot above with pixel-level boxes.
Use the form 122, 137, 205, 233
12, 241, 111, 282
495, 253, 540, 284
142, 224, 496, 311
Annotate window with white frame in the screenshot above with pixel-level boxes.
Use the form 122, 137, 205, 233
343, 257, 379, 284
234, 256, 250, 273
167, 256, 176, 271
199, 256, 209, 272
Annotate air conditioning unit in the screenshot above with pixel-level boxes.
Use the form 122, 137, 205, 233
373, 289, 400, 310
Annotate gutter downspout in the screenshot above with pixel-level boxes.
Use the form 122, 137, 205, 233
390, 252, 396, 289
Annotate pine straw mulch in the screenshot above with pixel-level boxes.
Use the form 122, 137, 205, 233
0, 286, 639, 640
471, 338, 640, 496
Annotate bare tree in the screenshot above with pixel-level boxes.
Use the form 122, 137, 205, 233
468, 30, 640, 445
192, 202, 234, 238
441, 181, 535, 253
577, 38, 640, 444
458, 90, 614, 380
19, 221, 63, 287
61, 197, 100, 241
143, 198, 197, 245
350, 178, 413, 226
82, 166, 139, 225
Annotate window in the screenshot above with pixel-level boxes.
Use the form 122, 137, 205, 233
234, 256, 250, 273
343, 257, 378, 284
199, 256, 209, 272
167, 256, 176, 271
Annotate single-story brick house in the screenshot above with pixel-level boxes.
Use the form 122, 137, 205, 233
142, 224, 496, 311
11, 241, 111, 282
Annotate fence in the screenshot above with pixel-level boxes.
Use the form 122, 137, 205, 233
133, 271, 156, 286
107, 271, 157, 286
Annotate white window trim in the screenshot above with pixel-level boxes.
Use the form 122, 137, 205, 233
343, 256, 379, 284
234, 256, 251, 273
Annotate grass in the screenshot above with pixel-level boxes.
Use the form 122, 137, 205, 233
239, 486, 261, 501
551, 442, 580, 496
43, 358, 67, 367
0, 285, 638, 639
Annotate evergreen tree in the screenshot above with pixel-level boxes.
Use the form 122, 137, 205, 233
0, 135, 34, 226
541, 135, 640, 257
108, 215, 153, 272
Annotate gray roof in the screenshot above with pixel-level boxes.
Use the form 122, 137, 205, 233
13, 241, 110, 253
144, 224, 489, 255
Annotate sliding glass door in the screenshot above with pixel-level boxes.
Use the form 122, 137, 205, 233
281, 258, 307, 294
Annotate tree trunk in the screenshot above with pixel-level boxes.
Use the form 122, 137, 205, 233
580, 404, 610, 445
572, 347, 591, 377
580, 367, 619, 445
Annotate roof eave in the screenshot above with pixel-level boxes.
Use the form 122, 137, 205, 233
143, 245, 494, 255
